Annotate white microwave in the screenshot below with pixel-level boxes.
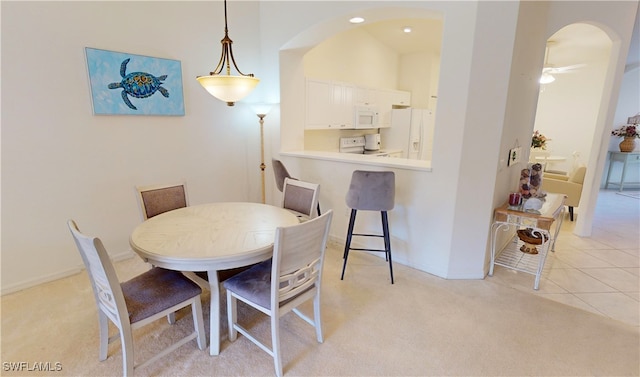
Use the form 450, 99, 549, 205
354, 105, 379, 129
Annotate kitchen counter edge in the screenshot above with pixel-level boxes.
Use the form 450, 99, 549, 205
280, 150, 432, 171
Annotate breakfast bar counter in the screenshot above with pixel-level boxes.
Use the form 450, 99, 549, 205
280, 150, 432, 172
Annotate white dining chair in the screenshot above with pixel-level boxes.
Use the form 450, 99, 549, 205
223, 210, 333, 377
67, 220, 206, 376
282, 177, 320, 222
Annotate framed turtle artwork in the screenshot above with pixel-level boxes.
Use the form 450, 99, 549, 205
85, 47, 185, 116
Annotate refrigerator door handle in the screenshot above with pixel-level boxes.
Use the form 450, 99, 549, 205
417, 121, 424, 159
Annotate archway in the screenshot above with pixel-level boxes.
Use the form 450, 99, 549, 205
532, 23, 613, 234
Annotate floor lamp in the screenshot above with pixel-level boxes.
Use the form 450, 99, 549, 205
253, 104, 272, 204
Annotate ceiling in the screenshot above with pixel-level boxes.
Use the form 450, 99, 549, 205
358, 18, 443, 56
358, 16, 639, 68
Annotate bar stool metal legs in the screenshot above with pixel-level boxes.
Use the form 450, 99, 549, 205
340, 209, 394, 284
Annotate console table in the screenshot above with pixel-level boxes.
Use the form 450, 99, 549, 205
488, 193, 566, 290
604, 151, 640, 191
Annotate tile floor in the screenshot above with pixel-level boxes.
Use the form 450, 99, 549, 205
491, 189, 640, 327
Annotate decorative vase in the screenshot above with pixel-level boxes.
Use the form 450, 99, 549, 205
619, 136, 637, 152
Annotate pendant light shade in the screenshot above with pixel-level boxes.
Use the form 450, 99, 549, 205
197, 75, 259, 105
197, 0, 259, 106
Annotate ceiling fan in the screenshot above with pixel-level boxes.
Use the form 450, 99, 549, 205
540, 42, 586, 84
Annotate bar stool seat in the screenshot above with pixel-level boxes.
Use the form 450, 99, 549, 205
340, 170, 395, 284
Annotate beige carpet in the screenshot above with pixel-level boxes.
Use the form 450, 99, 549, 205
2, 241, 639, 376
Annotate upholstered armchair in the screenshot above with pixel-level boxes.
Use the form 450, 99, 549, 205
542, 166, 587, 221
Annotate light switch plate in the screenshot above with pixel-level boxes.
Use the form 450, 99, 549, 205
508, 147, 522, 166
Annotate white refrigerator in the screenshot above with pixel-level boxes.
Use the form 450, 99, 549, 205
383, 108, 435, 160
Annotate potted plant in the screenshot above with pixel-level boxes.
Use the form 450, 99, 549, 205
611, 124, 639, 152
531, 130, 549, 150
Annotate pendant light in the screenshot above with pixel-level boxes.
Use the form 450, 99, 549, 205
197, 0, 259, 106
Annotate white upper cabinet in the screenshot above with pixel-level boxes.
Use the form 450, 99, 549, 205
306, 79, 332, 129
354, 86, 376, 106
391, 90, 411, 107
333, 82, 354, 128
306, 79, 354, 129
375, 89, 393, 128
376, 89, 411, 128
306, 78, 410, 130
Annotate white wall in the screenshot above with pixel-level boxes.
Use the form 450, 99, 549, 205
304, 27, 399, 88
398, 52, 439, 109
1, 1, 265, 293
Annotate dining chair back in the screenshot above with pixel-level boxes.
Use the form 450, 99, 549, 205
223, 210, 333, 377
68, 220, 206, 376
282, 177, 320, 221
136, 182, 188, 220
273, 159, 322, 216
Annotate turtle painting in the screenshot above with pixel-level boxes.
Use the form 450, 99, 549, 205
108, 58, 169, 110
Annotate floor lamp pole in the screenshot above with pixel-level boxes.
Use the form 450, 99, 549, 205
257, 113, 266, 204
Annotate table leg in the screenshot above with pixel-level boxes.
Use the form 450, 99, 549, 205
620, 156, 629, 192
605, 157, 614, 189
489, 222, 510, 277
207, 270, 220, 356
533, 230, 551, 290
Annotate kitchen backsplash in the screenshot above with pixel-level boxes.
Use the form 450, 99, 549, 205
304, 129, 381, 152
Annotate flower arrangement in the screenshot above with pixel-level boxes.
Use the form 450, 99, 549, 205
531, 130, 549, 149
611, 124, 640, 139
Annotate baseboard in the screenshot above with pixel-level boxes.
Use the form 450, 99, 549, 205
1, 266, 84, 296
329, 234, 409, 266
1, 250, 135, 296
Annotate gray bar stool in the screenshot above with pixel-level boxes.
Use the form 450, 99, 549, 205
341, 170, 395, 284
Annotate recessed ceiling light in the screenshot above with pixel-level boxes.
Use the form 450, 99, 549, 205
349, 17, 365, 24
403, 26, 412, 33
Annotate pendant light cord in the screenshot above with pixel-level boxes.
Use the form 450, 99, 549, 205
210, 0, 254, 78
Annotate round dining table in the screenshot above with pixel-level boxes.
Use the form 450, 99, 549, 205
129, 202, 299, 355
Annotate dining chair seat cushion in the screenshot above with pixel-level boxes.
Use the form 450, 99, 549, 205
224, 260, 273, 309
223, 259, 313, 310
346, 171, 395, 211
122, 267, 202, 324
